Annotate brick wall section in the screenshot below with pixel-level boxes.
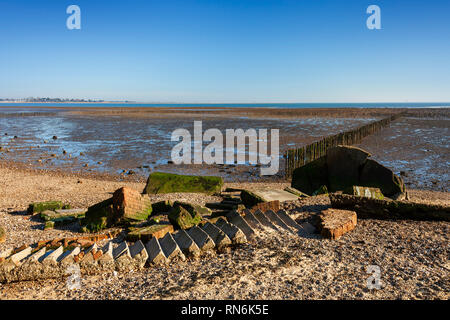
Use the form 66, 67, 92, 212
318, 208, 357, 240
112, 187, 153, 221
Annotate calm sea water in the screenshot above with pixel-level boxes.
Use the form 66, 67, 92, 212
0, 102, 450, 111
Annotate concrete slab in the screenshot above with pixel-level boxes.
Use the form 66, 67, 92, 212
145, 237, 167, 264
159, 232, 185, 261
248, 188, 299, 202
253, 210, 278, 230
201, 222, 232, 250
187, 226, 215, 251
173, 230, 201, 257
215, 218, 247, 244
225, 211, 255, 239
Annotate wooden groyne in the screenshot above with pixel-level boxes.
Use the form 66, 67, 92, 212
284, 112, 405, 177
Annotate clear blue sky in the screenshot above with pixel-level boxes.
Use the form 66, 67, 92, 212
1, 0, 449, 103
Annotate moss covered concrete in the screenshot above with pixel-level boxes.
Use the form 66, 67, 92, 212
143, 172, 223, 195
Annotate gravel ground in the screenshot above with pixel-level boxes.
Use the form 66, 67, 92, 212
0, 166, 449, 300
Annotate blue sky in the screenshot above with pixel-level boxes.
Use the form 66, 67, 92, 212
0, 0, 449, 102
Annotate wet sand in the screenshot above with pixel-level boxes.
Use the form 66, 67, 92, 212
0, 106, 448, 188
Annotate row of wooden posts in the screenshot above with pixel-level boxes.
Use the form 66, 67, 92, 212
284, 112, 405, 177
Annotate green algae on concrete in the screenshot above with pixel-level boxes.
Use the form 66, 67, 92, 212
168, 206, 203, 229
80, 198, 114, 233
330, 193, 449, 221
151, 200, 174, 214
173, 201, 212, 217
27, 201, 66, 215
143, 172, 223, 195
126, 224, 174, 242
240, 190, 266, 208
344, 186, 384, 200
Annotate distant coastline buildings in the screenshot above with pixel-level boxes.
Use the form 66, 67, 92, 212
0, 97, 106, 103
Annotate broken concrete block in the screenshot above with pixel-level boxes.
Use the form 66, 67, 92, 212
42, 246, 63, 265
291, 156, 329, 195
263, 210, 293, 233
174, 201, 212, 217
253, 210, 278, 231
187, 226, 216, 252
215, 218, 247, 244
59, 247, 81, 266
168, 206, 202, 230
241, 189, 298, 208
82, 198, 114, 233
126, 224, 174, 242
27, 201, 66, 215
129, 240, 148, 269
113, 242, 130, 260
344, 186, 384, 200
151, 200, 174, 214
318, 208, 357, 240
201, 222, 232, 251
173, 229, 201, 257
359, 159, 405, 197
275, 210, 303, 231
159, 232, 185, 261
327, 146, 370, 192
145, 237, 168, 265
283, 186, 309, 198
143, 172, 223, 195
225, 211, 255, 240
242, 209, 263, 230
329, 193, 449, 221
312, 185, 328, 196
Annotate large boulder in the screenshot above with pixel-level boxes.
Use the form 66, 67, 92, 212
143, 172, 223, 195
327, 146, 370, 192
291, 156, 328, 196
359, 160, 405, 197
168, 206, 203, 229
